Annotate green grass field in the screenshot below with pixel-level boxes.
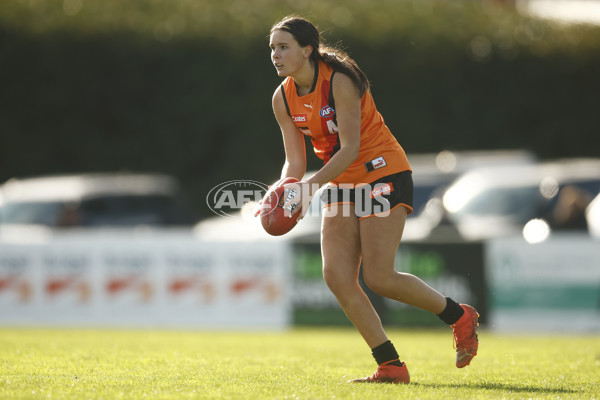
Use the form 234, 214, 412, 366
1, 327, 599, 399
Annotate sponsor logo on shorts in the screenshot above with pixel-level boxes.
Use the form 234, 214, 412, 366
370, 182, 394, 198
321, 182, 396, 218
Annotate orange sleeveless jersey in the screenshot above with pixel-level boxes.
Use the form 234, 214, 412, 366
280, 60, 411, 185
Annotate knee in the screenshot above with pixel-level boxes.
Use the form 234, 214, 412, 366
322, 265, 354, 295
362, 267, 396, 296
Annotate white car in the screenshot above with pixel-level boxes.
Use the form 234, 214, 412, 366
440, 158, 600, 240
586, 193, 600, 238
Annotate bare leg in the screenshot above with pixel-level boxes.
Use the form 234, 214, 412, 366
359, 206, 447, 314
320, 205, 388, 348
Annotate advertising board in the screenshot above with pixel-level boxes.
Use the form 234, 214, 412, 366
0, 231, 291, 329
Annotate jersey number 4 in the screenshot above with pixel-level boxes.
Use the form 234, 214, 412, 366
327, 120, 338, 135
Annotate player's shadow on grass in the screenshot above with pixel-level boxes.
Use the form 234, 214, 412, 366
414, 382, 579, 394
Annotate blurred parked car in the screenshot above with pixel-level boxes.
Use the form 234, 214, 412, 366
409, 149, 537, 216
586, 193, 600, 238
404, 149, 538, 240
437, 158, 600, 241
0, 173, 196, 228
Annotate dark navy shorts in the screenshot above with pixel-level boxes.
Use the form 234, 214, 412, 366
320, 170, 414, 219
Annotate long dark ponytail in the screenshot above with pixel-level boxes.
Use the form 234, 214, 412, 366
270, 16, 370, 96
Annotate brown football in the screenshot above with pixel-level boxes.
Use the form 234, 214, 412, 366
260, 177, 302, 236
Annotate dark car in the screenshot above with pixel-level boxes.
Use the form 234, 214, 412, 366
0, 173, 196, 228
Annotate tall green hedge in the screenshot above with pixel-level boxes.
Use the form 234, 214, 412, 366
1, 0, 599, 218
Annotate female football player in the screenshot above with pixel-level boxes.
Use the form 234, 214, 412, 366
268, 16, 479, 383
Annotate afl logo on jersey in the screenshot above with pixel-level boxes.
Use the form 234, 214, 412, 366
320, 105, 335, 118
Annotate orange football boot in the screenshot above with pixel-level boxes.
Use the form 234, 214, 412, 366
452, 304, 480, 368
349, 360, 410, 384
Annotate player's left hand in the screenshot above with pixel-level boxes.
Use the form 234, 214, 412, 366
282, 181, 311, 219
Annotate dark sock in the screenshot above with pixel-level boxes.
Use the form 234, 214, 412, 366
437, 297, 465, 325
371, 340, 403, 367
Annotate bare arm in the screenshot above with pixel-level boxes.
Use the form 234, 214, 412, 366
272, 88, 307, 181
304, 72, 361, 193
